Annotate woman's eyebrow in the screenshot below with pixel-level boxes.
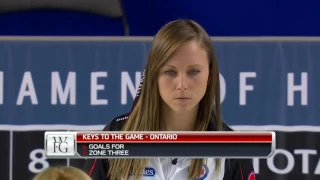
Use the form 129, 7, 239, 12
163, 64, 203, 68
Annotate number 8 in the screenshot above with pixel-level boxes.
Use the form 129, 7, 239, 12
28, 149, 49, 173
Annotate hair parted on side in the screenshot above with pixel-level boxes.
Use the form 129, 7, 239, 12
108, 19, 223, 180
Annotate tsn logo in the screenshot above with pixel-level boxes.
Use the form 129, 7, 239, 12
45, 132, 76, 157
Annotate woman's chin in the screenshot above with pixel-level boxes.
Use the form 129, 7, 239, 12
171, 105, 195, 114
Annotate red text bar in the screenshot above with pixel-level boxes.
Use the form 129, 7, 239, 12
76, 132, 274, 143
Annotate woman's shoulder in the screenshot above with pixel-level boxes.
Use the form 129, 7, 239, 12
102, 113, 130, 131
219, 123, 256, 179
222, 122, 234, 131
208, 119, 235, 131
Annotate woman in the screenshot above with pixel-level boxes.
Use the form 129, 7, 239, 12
83, 19, 255, 180
33, 166, 92, 180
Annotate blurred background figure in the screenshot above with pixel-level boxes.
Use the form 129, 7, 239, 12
32, 166, 91, 180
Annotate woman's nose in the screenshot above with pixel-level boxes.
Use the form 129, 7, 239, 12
176, 74, 188, 90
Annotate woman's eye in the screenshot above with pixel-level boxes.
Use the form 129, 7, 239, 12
189, 69, 200, 75
165, 70, 176, 75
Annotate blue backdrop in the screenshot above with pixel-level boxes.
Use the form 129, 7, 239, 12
0, 38, 317, 126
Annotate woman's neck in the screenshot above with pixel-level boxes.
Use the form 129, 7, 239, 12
160, 104, 198, 131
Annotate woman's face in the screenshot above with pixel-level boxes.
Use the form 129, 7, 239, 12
158, 40, 210, 113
